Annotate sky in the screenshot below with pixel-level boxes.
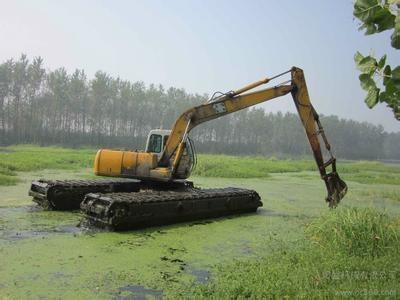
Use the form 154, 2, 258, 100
1, 0, 399, 132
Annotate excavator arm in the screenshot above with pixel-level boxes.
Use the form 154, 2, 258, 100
160, 67, 347, 207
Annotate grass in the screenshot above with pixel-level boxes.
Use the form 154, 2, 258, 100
0, 173, 19, 185
360, 189, 400, 202
344, 172, 400, 185
193, 154, 317, 178
0, 145, 399, 185
192, 208, 400, 298
338, 161, 400, 185
307, 208, 399, 257
0, 165, 19, 185
0, 145, 94, 185
0, 145, 94, 172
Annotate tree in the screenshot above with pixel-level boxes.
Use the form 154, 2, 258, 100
46, 68, 70, 142
353, 0, 400, 120
26, 56, 45, 142
69, 69, 88, 140
0, 54, 399, 159
0, 60, 13, 141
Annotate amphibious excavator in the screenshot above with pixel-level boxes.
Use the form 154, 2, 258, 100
29, 67, 347, 230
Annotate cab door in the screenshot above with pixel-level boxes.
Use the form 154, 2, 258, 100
145, 133, 171, 160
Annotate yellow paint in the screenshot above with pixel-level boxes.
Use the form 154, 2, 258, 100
172, 142, 186, 174
134, 152, 158, 177
291, 68, 324, 172
121, 151, 137, 172
94, 149, 157, 179
94, 149, 123, 176
150, 167, 171, 181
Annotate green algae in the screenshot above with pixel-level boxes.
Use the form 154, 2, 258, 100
0, 210, 298, 299
0, 170, 400, 299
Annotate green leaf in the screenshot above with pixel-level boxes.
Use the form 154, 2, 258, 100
378, 55, 387, 69
380, 82, 398, 104
360, 23, 378, 34
385, 78, 397, 94
392, 14, 400, 48
373, 7, 396, 32
356, 56, 377, 74
392, 66, 400, 79
354, 51, 364, 65
359, 73, 377, 90
395, 8, 400, 31
380, 88, 399, 106
354, 0, 380, 23
379, 91, 389, 103
391, 30, 400, 49
365, 87, 380, 108
391, 66, 400, 89
354, 0, 395, 34
383, 65, 392, 86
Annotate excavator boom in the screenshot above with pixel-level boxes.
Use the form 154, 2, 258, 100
160, 67, 347, 207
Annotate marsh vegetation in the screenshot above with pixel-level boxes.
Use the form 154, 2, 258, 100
0, 146, 399, 298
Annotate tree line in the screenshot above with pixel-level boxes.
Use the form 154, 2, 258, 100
0, 55, 399, 160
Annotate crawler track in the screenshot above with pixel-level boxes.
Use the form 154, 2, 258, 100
81, 187, 262, 230
29, 179, 193, 210
30, 179, 262, 230
29, 179, 141, 210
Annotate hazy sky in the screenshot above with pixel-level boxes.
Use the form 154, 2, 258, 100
1, 0, 399, 132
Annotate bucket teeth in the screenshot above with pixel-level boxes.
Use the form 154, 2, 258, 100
325, 173, 348, 208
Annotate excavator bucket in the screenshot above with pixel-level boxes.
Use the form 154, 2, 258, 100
324, 172, 348, 208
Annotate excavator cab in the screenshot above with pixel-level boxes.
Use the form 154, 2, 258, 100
145, 129, 171, 159
145, 129, 196, 179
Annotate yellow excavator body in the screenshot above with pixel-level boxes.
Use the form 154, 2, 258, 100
94, 149, 173, 181
29, 66, 348, 230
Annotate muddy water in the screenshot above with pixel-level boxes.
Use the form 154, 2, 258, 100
1, 170, 399, 299
0, 205, 82, 241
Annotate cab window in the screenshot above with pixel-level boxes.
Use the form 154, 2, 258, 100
163, 135, 169, 149
148, 134, 162, 153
